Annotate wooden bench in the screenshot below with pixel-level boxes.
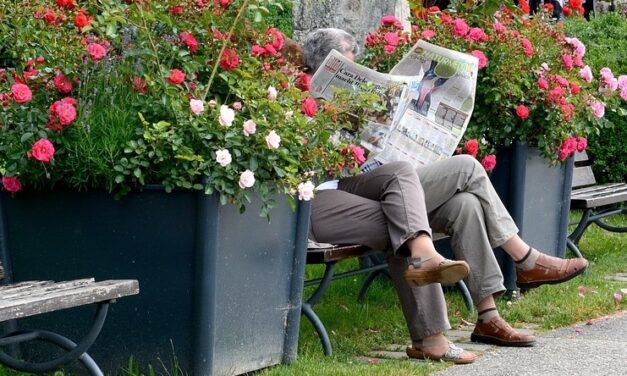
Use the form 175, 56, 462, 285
303, 239, 474, 356
0, 261, 139, 376
568, 151, 627, 257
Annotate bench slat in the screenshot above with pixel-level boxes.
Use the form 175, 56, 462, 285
307, 245, 370, 264
0, 279, 95, 298
572, 166, 596, 189
0, 279, 139, 322
571, 184, 627, 209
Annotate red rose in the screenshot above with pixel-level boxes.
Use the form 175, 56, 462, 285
180, 32, 198, 54
47, 97, 77, 131
481, 155, 497, 172
214, 0, 230, 8
56, 0, 75, 8
44, 8, 57, 24
220, 48, 239, 70
53, 74, 73, 94
538, 78, 549, 90
251, 44, 265, 57
132, 76, 148, 94
268, 27, 285, 51
470, 50, 488, 70
87, 43, 107, 61
302, 97, 318, 117
464, 139, 479, 157
166, 69, 185, 85
169, 5, 184, 15
2, 176, 22, 193
576, 137, 588, 152
296, 73, 311, 92
570, 83, 581, 94
30, 138, 55, 163
263, 43, 278, 57
74, 11, 92, 29
384, 32, 400, 47
515, 104, 530, 120
11, 83, 33, 103
381, 15, 403, 29
56, 100, 77, 125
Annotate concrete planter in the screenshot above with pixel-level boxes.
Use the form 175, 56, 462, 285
0, 187, 310, 375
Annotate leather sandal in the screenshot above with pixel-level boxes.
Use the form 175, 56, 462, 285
406, 338, 476, 364
471, 316, 536, 347
404, 257, 470, 287
516, 252, 589, 289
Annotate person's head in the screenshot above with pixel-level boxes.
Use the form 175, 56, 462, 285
303, 28, 359, 74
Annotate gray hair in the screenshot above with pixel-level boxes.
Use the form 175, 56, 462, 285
303, 28, 360, 73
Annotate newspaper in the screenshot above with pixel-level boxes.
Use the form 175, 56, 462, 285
310, 40, 479, 168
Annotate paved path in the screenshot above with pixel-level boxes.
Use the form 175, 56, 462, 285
361, 311, 627, 375
434, 311, 627, 376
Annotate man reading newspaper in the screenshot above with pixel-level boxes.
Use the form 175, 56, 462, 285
304, 27, 588, 365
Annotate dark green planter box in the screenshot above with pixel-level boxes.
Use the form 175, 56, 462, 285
0, 187, 310, 375
489, 142, 574, 291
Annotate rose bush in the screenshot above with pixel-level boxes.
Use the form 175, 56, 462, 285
361, 0, 626, 167
0, 0, 378, 215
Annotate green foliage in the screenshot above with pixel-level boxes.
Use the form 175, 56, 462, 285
564, 13, 627, 183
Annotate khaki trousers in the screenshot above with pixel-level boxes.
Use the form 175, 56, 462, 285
309, 155, 519, 342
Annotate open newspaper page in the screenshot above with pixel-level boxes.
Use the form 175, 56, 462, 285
372, 40, 479, 167
310, 50, 420, 153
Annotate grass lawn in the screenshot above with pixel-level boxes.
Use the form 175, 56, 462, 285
1, 211, 625, 376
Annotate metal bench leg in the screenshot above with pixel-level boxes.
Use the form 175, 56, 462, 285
456, 280, 475, 314
569, 209, 593, 244
302, 262, 337, 355
357, 269, 384, 303
566, 237, 584, 258
0, 302, 109, 375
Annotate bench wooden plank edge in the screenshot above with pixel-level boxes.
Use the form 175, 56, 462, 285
0, 280, 139, 322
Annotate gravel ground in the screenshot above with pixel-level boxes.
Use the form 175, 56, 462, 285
434, 311, 627, 376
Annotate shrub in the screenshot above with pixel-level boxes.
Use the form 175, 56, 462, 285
564, 12, 627, 183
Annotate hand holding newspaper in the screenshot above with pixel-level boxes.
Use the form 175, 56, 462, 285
310, 40, 479, 168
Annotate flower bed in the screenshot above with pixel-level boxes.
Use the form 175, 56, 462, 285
361, 0, 626, 166
0, 0, 377, 214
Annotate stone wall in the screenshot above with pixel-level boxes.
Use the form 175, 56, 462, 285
292, 0, 411, 52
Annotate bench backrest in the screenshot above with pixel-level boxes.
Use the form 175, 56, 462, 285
572, 151, 597, 189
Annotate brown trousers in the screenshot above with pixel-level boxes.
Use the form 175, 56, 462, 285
309, 155, 519, 343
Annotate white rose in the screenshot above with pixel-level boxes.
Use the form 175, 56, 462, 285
243, 119, 256, 136
238, 169, 255, 189
215, 149, 232, 167
297, 181, 315, 201
265, 130, 281, 149
190, 99, 204, 115
267, 86, 278, 101
219, 105, 235, 127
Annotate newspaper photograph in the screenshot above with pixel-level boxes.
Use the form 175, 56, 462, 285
310, 50, 419, 153
376, 40, 479, 167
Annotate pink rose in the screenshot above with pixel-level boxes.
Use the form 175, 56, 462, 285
421, 30, 436, 40
167, 69, 185, 85
243, 119, 256, 136
464, 139, 479, 157
265, 130, 281, 149
590, 101, 605, 118
350, 144, 366, 165
296, 73, 311, 92
268, 27, 285, 50
383, 44, 397, 54
576, 137, 588, 152
470, 50, 488, 70
190, 99, 204, 115
580, 65, 593, 83
179, 32, 198, 54
562, 54, 573, 70
233, 101, 242, 110
11, 83, 32, 103
218, 105, 235, 127
466, 27, 488, 42
267, 86, 278, 101
384, 32, 400, 47
30, 138, 55, 163
302, 97, 317, 117
573, 55, 584, 68
87, 43, 107, 61
516, 104, 530, 120
453, 18, 469, 37
620, 88, 627, 101
618, 75, 627, 91
2, 176, 22, 192
493, 22, 507, 34
251, 44, 265, 57
297, 181, 315, 201
53, 74, 73, 94
215, 149, 232, 167
521, 38, 533, 57
381, 15, 403, 29
481, 154, 497, 172
55, 99, 77, 125
238, 169, 255, 189
538, 78, 549, 90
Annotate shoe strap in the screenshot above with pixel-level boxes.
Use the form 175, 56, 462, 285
408, 256, 434, 270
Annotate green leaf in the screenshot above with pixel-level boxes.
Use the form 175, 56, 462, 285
20, 132, 33, 142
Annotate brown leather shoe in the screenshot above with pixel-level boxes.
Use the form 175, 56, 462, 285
516, 254, 588, 289
470, 317, 536, 347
